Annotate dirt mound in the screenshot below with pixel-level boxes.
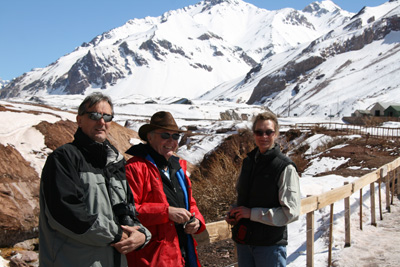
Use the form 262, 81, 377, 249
190, 130, 255, 222
35, 120, 77, 151
0, 144, 39, 246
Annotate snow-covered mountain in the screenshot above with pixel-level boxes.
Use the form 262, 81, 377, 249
202, 0, 400, 117
0, 78, 8, 89
1, 0, 400, 117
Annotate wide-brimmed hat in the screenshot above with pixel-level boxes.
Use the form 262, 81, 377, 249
138, 111, 186, 141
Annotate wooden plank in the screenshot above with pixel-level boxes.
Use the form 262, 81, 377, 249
317, 183, 353, 209
301, 195, 318, 215
387, 157, 400, 171
353, 171, 379, 191
194, 220, 231, 245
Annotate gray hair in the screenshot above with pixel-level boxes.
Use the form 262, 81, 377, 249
252, 111, 279, 133
77, 92, 114, 116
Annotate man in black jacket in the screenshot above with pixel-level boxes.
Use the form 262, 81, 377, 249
39, 92, 150, 267
226, 112, 301, 267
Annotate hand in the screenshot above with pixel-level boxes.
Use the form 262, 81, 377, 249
111, 225, 146, 254
229, 206, 251, 221
225, 211, 237, 225
184, 218, 200, 234
168, 206, 191, 224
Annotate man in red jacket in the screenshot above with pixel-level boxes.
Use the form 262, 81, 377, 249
125, 111, 206, 267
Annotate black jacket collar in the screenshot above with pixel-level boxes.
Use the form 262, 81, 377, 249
126, 143, 180, 170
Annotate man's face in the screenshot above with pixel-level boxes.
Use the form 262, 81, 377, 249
147, 129, 179, 160
76, 101, 112, 143
253, 119, 277, 153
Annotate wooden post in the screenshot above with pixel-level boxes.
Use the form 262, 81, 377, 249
359, 188, 363, 230
306, 211, 314, 267
397, 169, 400, 196
379, 169, 383, 220
328, 203, 334, 267
391, 170, 395, 205
344, 182, 351, 247
370, 182, 376, 227
386, 172, 391, 212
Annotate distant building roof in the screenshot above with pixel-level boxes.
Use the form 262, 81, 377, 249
356, 110, 371, 114
372, 102, 400, 109
386, 105, 400, 111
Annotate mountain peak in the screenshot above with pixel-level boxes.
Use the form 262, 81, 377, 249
203, 0, 241, 5
303, 0, 342, 14
201, 0, 244, 9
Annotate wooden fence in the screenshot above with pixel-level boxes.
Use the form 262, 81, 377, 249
292, 122, 400, 139
301, 156, 400, 266
196, 156, 400, 267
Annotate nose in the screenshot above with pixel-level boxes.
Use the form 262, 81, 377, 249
97, 117, 106, 125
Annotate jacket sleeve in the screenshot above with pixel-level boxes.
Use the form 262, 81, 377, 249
41, 148, 122, 246
125, 160, 170, 226
186, 176, 206, 234
125, 183, 152, 248
179, 159, 206, 234
250, 164, 301, 226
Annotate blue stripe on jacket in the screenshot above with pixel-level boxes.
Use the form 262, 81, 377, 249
145, 155, 198, 267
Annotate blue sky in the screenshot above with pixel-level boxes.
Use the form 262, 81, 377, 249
0, 0, 388, 81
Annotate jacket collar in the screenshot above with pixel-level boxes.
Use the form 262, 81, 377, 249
73, 127, 121, 166
248, 143, 280, 163
126, 143, 180, 170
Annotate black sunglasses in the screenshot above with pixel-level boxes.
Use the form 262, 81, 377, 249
154, 132, 181, 140
254, 129, 275, 137
85, 112, 113, 122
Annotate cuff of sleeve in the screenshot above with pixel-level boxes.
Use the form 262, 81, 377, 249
135, 227, 151, 251
250, 208, 267, 222
111, 227, 123, 244
195, 218, 202, 234
250, 208, 257, 221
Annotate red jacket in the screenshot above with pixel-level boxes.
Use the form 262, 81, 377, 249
125, 154, 206, 267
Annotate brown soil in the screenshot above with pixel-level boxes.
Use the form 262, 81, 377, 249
314, 134, 400, 177
197, 239, 237, 267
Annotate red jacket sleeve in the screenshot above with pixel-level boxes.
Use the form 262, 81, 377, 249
180, 159, 206, 234
125, 158, 170, 227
